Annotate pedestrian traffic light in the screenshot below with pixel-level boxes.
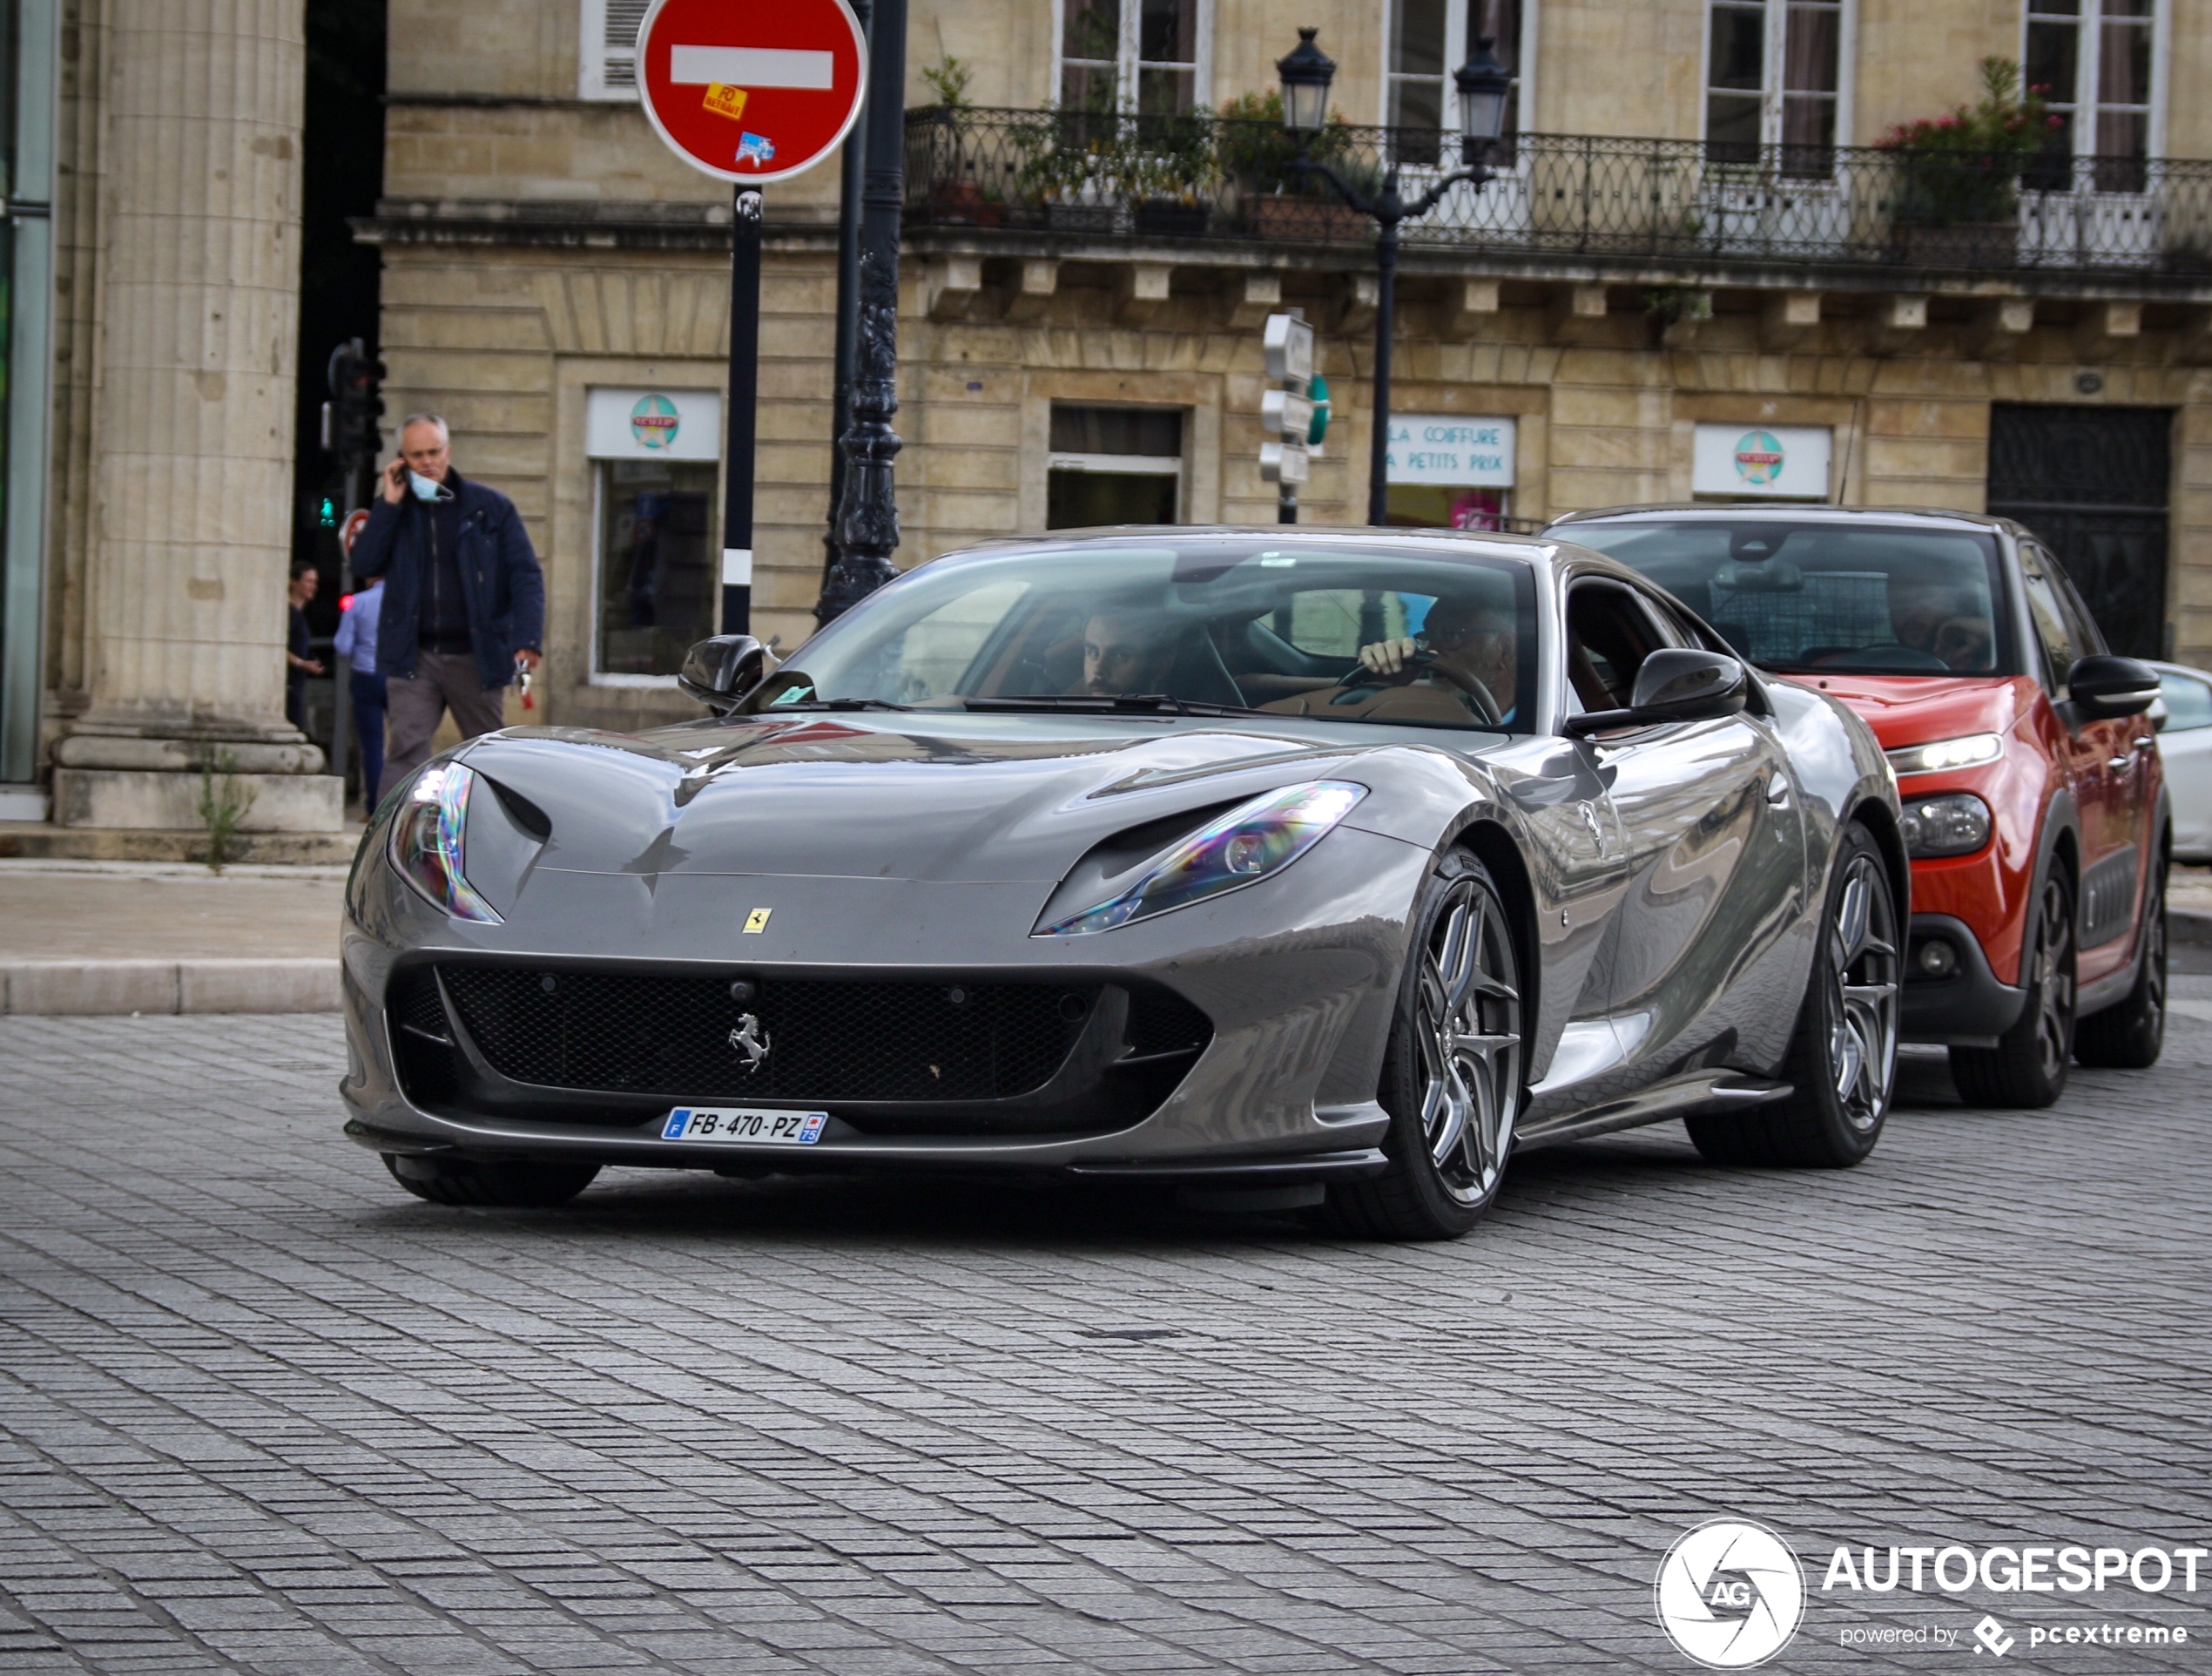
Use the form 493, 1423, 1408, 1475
322, 338, 386, 465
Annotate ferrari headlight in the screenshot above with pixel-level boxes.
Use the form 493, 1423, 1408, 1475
388, 762, 503, 922
1038, 781, 1368, 936
1885, 733, 2003, 776
1899, 791, 1993, 858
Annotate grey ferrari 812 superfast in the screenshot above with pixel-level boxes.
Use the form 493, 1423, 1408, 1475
341, 528, 1905, 1238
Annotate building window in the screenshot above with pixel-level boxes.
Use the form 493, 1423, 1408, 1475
1704, 0, 1846, 169
1387, 0, 1525, 153
1046, 406, 1183, 529
579, 0, 651, 99
1057, 0, 1208, 116
596, 461, 718, 679
2026, 0, 2157, 190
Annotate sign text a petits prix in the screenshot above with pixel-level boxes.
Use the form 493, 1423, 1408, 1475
584, 388, 725, 462
1692, 422, 1833, 499
1386, 416, 1516, 487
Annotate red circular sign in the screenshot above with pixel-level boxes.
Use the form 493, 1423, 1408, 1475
637, 0, 867, 186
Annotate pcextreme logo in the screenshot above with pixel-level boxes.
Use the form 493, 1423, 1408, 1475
1655, 1519, 1807, 1668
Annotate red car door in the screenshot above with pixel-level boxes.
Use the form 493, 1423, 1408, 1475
2018, 542, 2136, 990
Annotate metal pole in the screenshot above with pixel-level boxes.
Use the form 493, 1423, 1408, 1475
818, 0, 908, 624
330, 460, 355, 806
723, 186, 763, 634
1366, 216, 1399, 527
822, 0, 872, 589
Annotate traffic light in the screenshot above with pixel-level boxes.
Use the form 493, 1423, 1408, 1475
321, 338, 386, 465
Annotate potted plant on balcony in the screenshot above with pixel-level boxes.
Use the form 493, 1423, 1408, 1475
915, 58, 1004, 227
1879, 57, 2058, 269
1128, 107, 1218, 237
1218, 91, 1367, 241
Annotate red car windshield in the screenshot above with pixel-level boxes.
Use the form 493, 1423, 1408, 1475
1567, 520, 2016, 679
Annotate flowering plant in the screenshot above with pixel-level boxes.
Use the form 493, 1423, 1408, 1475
1878, 58, 2060, 226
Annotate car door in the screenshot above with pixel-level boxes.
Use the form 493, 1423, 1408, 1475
2020, 543, 2136, 984
1568, 575, 1809, 1081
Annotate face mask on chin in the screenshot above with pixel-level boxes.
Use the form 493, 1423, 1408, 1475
408, 469, 451, 502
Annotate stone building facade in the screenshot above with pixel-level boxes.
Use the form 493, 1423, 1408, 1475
7, 0, 2212, 828
357, 0, 2212, 743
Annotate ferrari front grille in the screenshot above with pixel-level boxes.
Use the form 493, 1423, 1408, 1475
433, 966, 1098, 1103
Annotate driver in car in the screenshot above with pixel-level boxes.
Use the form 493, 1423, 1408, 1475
1355, 594, 1515, 710
1888, 578, 1993, 672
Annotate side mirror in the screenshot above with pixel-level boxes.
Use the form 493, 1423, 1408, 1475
1565, 649, 1749, 738
2066, 654, 2160, 719
678, 635, 773, 714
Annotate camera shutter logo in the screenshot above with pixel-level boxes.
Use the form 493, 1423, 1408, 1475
1654, 1519, 1806, 1668
1733, 430, 1786, 486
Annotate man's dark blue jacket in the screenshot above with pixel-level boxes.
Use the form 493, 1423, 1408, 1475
351, 470, 545, 690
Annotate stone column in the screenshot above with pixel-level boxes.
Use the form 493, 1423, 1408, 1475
51, 0, 340, 831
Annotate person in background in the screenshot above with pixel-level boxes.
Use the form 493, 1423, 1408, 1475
285, 560, 324, 732
351, 412, 544, 791
334, 569, 388, 811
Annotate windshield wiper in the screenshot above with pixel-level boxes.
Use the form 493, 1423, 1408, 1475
963, 693, 1275, 719
761, 697, 915, 713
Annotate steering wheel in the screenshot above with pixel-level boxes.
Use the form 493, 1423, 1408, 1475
1340, 650, 1504, 726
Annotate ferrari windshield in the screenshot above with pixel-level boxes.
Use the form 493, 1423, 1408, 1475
746, 539, 1540, 732
1564, 519, 2013, 678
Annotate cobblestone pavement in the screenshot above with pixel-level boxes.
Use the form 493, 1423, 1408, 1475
3, 1002, 2210, 1675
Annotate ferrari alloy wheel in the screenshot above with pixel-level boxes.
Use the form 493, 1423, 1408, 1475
1689, 821, 1898, 1167
384, 1153, 601, 1208
1319, 850, 1524, 1240
2074, 853, 2166, 1070
1950, 874, 2076, 1108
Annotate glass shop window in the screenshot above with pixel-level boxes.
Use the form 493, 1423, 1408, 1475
596, 460, 718, 678
1046, 405, 1184, 530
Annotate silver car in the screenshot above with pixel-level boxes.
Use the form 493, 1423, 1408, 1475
2149, 661, 2212, 863
340, 529, 1905, 1240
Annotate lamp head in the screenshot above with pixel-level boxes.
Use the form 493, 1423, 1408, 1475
1455, 35, 1512, 154
1276, 27, 1336, 136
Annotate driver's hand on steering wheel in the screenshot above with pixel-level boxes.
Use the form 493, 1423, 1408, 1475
1357, 637, 1421, 677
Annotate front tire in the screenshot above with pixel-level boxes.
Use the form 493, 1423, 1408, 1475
1950, 874, 2075, 1107
1688, 821, 1899, 1167
2074, 856, 2166, 1070
383, 1153, 601, 1207
1318, 851, 1524, 1240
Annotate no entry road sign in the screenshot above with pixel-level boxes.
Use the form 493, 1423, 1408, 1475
636, 0, 867, 186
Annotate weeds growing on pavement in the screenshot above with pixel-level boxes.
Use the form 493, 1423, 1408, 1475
196, 749, 256, 871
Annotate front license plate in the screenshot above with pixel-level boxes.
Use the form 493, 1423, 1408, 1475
661, 1107, 828, 1145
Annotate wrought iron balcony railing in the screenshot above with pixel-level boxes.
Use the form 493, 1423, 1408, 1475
904, 107, 2212, 279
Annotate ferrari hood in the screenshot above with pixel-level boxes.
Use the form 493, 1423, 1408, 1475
452, 713, 1420, 884
1776, 673, 2031, 751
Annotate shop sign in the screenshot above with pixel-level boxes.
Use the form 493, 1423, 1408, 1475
585, 388, 723, 462
1386, 416, 1515, 486
1693, 423, 1832, 498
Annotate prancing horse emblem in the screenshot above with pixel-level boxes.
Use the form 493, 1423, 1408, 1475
728, 1012, 771, 1073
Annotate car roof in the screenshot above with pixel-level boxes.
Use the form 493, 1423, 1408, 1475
1548, 503, 2018, 537
937, 524, 1605, 578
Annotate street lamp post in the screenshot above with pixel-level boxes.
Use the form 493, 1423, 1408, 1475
817, 0, 909, 622
1275, 28, 1510, 527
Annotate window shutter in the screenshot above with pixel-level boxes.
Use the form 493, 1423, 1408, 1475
580, 0, 651, 100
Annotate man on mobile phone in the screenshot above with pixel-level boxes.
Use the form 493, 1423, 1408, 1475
349, 412, 545, 790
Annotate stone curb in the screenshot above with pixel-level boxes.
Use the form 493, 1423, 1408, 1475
0, 958, 342, 1016
2173, 908, 2212, 947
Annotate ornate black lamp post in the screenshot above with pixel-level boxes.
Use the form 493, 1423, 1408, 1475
1276, 28, 1511, 526
816, 0, 909, 623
